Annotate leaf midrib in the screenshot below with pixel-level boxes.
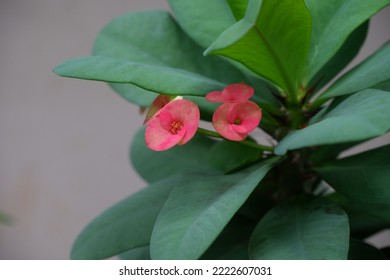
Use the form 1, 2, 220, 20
177, 176, 246, 258
253, 26, 297, 97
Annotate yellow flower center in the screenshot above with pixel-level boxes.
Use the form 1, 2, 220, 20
170, 121, 183, 134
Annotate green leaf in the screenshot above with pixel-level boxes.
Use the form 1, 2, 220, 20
169, 1, 280, 110
209, 140, 262, 173
55, 10, 257, 105
374, 79, 390, 91
327, 192, 390, 223
249, 196, 349, 260
316, 145, 390, 205
205, 0, 311, 94
53, 56, 225, 97
150, 158, 279, 260
309, 142, 360, 164
275, 89, 390, 155
109, 83, 157, 107
308, 94, 350, 125
304, 0, 390, 80
92, 10, 247, 96
348, 239, 387, 260
169, 0, 237, 48
200, 216, 255, 260
317, 40, 390, 102
70, 176, 178, 259
227, 0, 250, 20
130, 127, 219, 183
119, 246, 151, 260
308, 21, 368, 91
349, 214, 390, 239
326, 193, 390, 238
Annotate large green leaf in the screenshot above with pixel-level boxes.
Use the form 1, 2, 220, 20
200, 216, 255, 260
130, 127, 220, 183
53, 56, 225, 97
109, 83, 157, 107
275, 89, 390, 155
205, 0, 311, 95
209, 140, 262, 173
119, 246, 151, 260
327, 192, 390, 223
169, 1, 280, 110
92, 10, 248, 104
308, 21, 368, 91
304, 0, 390, 80
316, 145, 390, 205
227, 0, 250, 20
168, 0, 250, 47
70, 176, 178, 259
150, 158, 279, 260
326, 193, 390, 238
317, 40, 390, 102
248, 196, 349, 259
169, 0, 237, 48
309, 142, 360, 164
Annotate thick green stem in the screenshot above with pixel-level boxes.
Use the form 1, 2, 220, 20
196, 127, 274, 152
288, 105, 305, 130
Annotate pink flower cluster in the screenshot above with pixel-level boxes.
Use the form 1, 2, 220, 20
206, 84, 262, 141
144, 84, 262, 151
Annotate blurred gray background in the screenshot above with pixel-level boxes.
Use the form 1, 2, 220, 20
0, 0, 389, 259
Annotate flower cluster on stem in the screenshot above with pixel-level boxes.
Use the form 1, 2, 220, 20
206, 84, 262, 141
144, 84, 264, 151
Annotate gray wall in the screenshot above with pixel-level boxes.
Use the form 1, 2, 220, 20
0, 0, 389, 259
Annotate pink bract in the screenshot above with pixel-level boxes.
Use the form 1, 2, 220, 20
143, 94, 171, 124
206, 84, 254, 103
145, 99, 200, 151
212, 101, 262, 141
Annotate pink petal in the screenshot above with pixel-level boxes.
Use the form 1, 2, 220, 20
206, 84, 254, 103
212, 103, 247, 141
145, 116, 186, 151
205, 90, 225, 102
227, 101, 262, 134
144, 99, 200, 151
158, 109, 174, 131
222, 84, 254, 102
212, 101, 262, 141
143, 94, 171, 124
163, 99, 200, 144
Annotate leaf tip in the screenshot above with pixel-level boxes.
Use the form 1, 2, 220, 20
274, 145, 287, 156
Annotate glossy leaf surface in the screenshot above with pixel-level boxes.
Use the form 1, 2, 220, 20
318, 40, 390, 101
205, 0, 311, 94
150, 158, 279, 259
304, 0, 390, 80
249, 196, 349, 259
275, 89, 390, 155
316, 145, 390, 205
130, 127, 219, 183
70, 177, 178, 259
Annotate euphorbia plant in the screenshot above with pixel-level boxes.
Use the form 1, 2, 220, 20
54, 0, 390, 260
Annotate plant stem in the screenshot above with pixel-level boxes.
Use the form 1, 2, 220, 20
196, 127, 222, 138
196, 127, 274, 152
289, 106, 305, 130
